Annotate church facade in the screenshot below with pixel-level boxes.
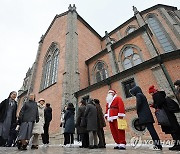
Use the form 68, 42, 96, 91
18, 4, 180, 142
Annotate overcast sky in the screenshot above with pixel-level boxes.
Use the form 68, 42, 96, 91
0, 0, 179, 101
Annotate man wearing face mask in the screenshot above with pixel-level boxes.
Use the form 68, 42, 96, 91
104, 89, 126, 150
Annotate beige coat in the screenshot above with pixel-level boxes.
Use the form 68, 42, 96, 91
32, 103, 45, 134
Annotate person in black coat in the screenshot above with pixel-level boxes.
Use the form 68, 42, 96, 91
17, 93, 39, 150
149, 85, 180, 151
0, 91, 17, 146
130, 86, 162, 150
63, 103, 75, 146
41, 103, 52, 145
94, 99, 106, 148
75, 100, 89, 148
84, 99, 98, 149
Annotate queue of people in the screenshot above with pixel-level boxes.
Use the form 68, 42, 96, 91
0, 79, 180, 151
0, 92, 52, 150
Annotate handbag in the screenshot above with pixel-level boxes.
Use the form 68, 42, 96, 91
80, 117, 87, 127
155, 108, 170, 126
166, 97, 180, 113
117, 119, 128, 130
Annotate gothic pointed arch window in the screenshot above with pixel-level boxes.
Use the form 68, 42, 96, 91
120, 46, 142, 70
40, 43, 59, 90
147, 14, 175, 53
126, 26, 136, 35
94, 61, 108, 83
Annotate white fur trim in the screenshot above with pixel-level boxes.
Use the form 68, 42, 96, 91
106, 95, 118, 122
104, 114, 108, 117
118, 144, 126, 148
118, 113, 125, 117
107, 116, 118, 122
108, 90, 116, 94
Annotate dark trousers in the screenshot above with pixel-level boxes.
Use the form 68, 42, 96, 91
146, 123, 162, 148
64, 133, 74, 145
41, 123, 50, 144
97, 128, 106, 147
0, 137, 6, 147
171, 133, 180, 146
6, 130, 18, 147
80, 133, 89, 148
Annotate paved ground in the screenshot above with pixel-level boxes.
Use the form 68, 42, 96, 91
0, 145, 180, 154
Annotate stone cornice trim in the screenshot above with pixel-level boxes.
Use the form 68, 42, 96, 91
102, 4, 177, 40
102, 16, 135, 40
85, 24, 149, 65
140, 4, 177, 15
112, 24, 149, 50
75, 49, 180, 97
85, 48, 108, 65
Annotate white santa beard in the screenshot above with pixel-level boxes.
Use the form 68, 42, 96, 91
106, 94, 113, 103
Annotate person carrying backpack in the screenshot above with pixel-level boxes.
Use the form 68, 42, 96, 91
149, 85, 180, 151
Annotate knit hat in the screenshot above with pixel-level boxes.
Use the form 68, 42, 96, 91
148, 85, 157, 94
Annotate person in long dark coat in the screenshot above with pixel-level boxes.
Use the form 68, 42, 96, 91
63, 103, 75, 146
149, 85, 180, 151
94, 99, 106, 148
17, 93, 39, 150
84, 99, 98, 149
130, 86, 162, 150
75, 100, 89, 148
0, 91, 17, 146
41, 103, 52, 145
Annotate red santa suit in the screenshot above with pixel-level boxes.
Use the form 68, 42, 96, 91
105, 90, 126, 147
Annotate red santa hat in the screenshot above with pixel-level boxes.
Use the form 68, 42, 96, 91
108, 89, 117, 94
148, 85, 157, 94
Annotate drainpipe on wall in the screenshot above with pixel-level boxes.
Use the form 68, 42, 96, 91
145, 27, 178, 99
159, 63, 177, 98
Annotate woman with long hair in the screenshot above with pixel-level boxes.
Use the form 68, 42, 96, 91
0, 91, 17, 146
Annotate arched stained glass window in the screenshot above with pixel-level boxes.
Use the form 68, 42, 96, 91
41, 43, 59, 90
133, 54, 141, 66
51, 49, 59, 84
126, 27, 136, 35
123, 58, 132, 70
44, 56, 51, 88
121, 47, 142, 70
94, 61, 108, 83
147, 15, 174, 53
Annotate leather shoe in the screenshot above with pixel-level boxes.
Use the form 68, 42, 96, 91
169, 145, 180, 151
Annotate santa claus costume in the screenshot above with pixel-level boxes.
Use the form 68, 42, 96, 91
105, 89, 126, 150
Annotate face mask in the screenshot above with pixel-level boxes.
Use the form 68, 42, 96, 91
106, 93, 113, 103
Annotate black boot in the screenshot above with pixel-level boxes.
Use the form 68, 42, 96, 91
21, 144, 27, 150
0, 137, 6, 147
17, 140, 22, 150
169, 145, 180, 151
